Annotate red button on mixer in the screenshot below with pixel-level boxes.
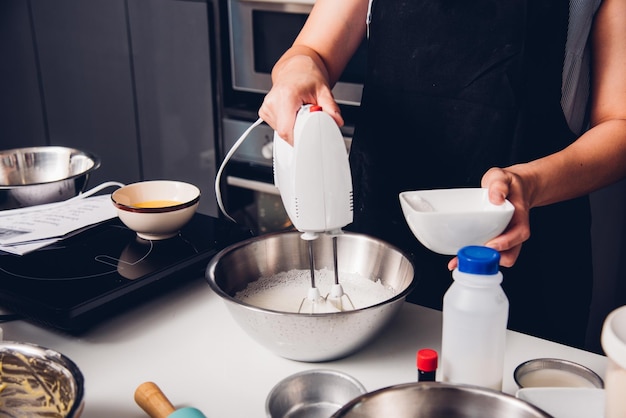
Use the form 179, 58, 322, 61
310, 105, 323, 112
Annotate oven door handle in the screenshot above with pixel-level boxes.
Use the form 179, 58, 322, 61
227, 176, 281, 196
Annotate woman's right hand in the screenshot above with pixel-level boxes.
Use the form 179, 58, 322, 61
258, 0, 367, 143
258, 47, 343, 145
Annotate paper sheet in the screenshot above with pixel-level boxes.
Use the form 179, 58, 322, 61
0, 195, 117, 255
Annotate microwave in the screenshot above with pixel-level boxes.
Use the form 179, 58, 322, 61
226, 0, 367, 107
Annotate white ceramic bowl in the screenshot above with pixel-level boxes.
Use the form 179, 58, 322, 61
399, 188, 514, 255
111, 180, 200, 240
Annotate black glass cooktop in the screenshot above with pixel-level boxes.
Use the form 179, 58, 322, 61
0, 214, 252, 333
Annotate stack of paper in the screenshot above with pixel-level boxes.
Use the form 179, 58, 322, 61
0, 195, 117, 255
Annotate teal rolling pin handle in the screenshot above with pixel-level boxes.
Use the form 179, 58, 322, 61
135, 381, 207, 418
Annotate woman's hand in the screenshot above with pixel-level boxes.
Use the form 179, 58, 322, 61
480, 167, 533, 266
257, 0, 367, 144
447, 165, 534, 270
258, 48, 343, 145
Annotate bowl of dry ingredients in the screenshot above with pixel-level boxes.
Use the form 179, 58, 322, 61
205, 231, 416, 362
0, 341, 84, 417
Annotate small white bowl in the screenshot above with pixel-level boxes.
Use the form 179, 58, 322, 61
111, 180, 200, 240
399, 188, 514, 255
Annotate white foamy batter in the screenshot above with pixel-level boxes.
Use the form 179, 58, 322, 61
236, 268, 396, 313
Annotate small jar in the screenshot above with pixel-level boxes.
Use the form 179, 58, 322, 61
601, 305, 626, 418
417, 349, 438, 382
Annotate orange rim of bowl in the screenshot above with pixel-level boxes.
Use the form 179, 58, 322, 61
111, 194, 200, 213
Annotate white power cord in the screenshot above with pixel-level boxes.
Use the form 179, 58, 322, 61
0, 181, 125, 217
215, 117, 265, 223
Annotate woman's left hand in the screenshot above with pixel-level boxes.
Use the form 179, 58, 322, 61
447, 166, 533, 270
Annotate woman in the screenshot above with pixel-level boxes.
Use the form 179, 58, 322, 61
259, 0, 626, 349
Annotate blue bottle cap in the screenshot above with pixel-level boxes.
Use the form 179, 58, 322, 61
457, 246, 500, 275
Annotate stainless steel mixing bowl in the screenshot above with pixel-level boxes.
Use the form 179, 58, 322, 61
0, 341, 85, 417
331, 382, 553, 417
0, 146, 100, 210
205, 231, 416, 362
266, 369, 367, 418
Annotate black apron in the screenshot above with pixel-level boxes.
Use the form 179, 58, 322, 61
349, 0, 592, 348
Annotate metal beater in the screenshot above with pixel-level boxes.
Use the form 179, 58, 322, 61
325, 235, 355, 311
273, 105, 354, 313
297, 235, 355, 313
297, 240, 325, 313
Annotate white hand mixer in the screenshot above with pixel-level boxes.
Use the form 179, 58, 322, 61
215, 105, 355, 313
273, 105, 354, 313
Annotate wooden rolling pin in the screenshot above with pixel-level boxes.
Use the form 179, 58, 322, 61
135, 381, 206, 418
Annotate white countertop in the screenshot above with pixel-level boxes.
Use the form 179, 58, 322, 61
0, 278, 607, 417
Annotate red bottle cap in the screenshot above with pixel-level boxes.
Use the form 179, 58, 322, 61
416, 349, 438, 372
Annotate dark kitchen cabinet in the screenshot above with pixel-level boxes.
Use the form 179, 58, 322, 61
0, 0, 47, 147
28, 0, 141, 186
0, 0, 218, 216
127, 0, 218, 216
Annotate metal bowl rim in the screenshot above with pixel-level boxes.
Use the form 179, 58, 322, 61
333, 381, 553, 417
266, 368, 367, 417
266, 368, 367, 405
205, 231, 417, 317
513, 357, 604, 389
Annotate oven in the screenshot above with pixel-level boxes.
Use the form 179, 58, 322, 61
216, 0, 366, 235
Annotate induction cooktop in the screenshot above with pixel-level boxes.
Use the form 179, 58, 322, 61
0, 213, 252, 333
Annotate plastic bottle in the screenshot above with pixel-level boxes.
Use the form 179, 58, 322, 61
416, 349, 438, 382
441, 246, 509, 390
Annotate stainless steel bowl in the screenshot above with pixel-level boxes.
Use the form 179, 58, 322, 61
331, 382, 553, 418
0, 341, 85, 417
266, 369, 367, 418
205, 231, 416, 362
0, 146, 100, 210
514, 358, 604, 389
